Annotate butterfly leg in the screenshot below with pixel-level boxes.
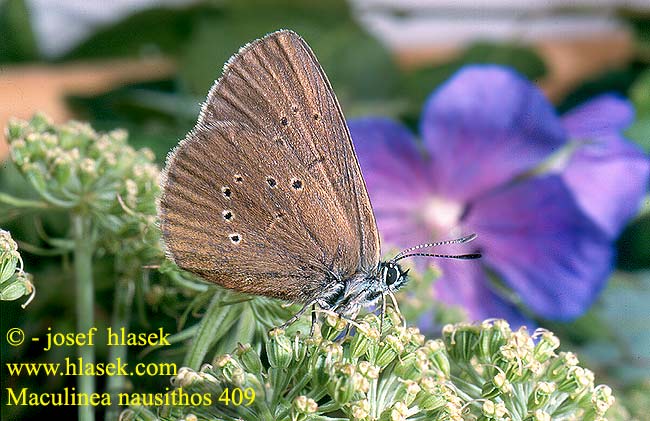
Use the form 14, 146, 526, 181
379, 293, 386, 336
276, 298, 330, 332
386, 291, 406, 327
276, 301, 315, 331
309, 304, 317, 336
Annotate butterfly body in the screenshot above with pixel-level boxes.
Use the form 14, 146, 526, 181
327, 262, 409, 319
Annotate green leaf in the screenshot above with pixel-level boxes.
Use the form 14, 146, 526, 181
629, 69, 650, 116
556, 65, 645, 113
401, 41, 547, 124
178, 0, 401, 114
626, 68, 650, 152
0, 0, 39, 63
65, 79, 194, 162
61, 4, 218, 60
618, 8, 650, 63
617, 214, 650, 270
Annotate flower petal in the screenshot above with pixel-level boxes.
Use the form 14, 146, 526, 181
433, 259, 533, 328
349, 118, 433, 247
421, 65, 565, 201
562, 95, 649, 238
563, 94, 634, 135
464, 175, 613, 320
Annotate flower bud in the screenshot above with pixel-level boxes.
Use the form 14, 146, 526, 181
53, 158, 72, 185
376, 334, 403, 367
379, 401, 410, 421
482, 400, 508, 418
214, 354, 245, 385
407, 326, 425, 347
292, 395, 317, 414
1, 275, 29, 301
414, 377, 447, 411
534, 330, 560, 362
350, 321, 379, 359
321, 341, 344, 366
557, 366, 593, 395
386, 306, 403, 329
292, 333, 307, 365
6, 117, 28, 139
591, 385, 614, 415
235, 343, 262, 373
351, 399, 370, 420
443, 323, 479, 361
172, 367, 203, 387
328, 364, 357, 405
78, 158, 98, 184
393, 349, 428, 379
267, 328, 293, 368
357, 361, 380, 380
524, 409, 551, 421
528, 381, 556, 410
326, 312, 347, 331
393, 379, 421, 406
423, 339, 450, 378
479, 319, 510, 361
0, 230, 19, 284
29, 113, 53, 132
482, 371, 512, 399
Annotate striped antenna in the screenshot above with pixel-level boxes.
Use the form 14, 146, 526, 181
393, 233, 478, 260
393, 252, 481, 262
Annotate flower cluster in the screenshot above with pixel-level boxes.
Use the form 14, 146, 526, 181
441, 320, 614, 421
0, 229, 34, 306
5, 113, 161, 264
120, 312, 614, 421
349, 65, 649, 327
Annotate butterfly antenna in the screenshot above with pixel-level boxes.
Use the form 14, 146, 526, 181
393, 252, 481, 262
393, 233, 478, 260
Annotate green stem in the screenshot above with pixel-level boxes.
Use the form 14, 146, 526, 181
0, 192, 50, 209
105, 274, 134, 421
73, 214, 95, 421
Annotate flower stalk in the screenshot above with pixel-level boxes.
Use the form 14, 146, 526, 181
106, 274, 135, 421
72, 214, 96, 421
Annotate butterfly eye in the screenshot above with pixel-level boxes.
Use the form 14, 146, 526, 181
385, 265, 399, 286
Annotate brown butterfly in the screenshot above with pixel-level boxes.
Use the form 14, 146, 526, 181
158, 30, 479, 328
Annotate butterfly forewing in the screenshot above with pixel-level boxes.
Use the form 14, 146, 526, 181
159, 30, 380, 302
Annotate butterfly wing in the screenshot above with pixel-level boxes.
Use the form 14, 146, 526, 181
159, 30, 380, 302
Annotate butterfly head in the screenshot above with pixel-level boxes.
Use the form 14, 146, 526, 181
378, 261, 409, 293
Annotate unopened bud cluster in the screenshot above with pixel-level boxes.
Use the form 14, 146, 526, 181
6, 114, 161, 260
442, 320, 615, 421
120, 314, 615, 421
0, 229, 34, 307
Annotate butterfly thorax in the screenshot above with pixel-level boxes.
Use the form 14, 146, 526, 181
325, 261, 409, 319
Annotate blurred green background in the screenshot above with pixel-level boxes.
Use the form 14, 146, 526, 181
1, 0, 649, 420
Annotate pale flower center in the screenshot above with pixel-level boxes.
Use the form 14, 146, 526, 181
420, 196, 464, 238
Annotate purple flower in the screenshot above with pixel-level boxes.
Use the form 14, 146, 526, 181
349, 65, 649, 326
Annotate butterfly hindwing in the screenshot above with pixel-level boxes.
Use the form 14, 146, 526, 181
159, 30, 380, 302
